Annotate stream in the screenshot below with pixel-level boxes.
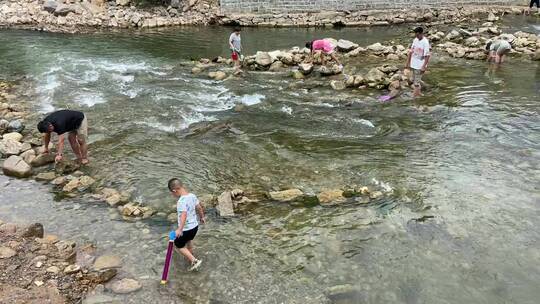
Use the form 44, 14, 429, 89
1, 18, 540, 303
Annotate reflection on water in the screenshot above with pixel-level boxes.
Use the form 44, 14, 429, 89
0, 22, 540, 303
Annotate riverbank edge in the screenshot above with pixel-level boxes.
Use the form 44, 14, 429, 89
0, 0, 530, 34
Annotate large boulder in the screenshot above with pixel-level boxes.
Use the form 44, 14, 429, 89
365, 68, 386, 83
0, 139, 22, 156
268, 189, 303, 202
217, 191, 234, 217
43, 0, 58, 13
54, 4, 77, 16
2, 155, 31, 178
255, 52, 273, 67
30, 153, 55, 167
337, 39, 358, 52
2, 132, 22, 142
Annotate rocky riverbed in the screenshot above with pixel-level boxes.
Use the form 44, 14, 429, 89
0, 0, 532, 33
0, 219, 144, 303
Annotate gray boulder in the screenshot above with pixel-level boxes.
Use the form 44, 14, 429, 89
298, 63, 313, 75
2, 155, 32, 178
7, 120, 24, 133
43, 0, 58, 13
337, 39, 358, 52
54, 4, 76, 16
255, 52, 273, 67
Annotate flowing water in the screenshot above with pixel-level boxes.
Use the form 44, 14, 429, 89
0, 20, 539, 304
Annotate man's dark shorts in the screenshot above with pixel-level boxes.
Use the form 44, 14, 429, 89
174, 226, 198, 248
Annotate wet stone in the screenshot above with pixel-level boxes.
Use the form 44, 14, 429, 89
20, 223, 44, 238
93, 255, 122, 270
109, 278, 142, 294
0, 246, 17, 258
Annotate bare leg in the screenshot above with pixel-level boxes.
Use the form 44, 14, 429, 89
77, 136, 88, 164
186, 240, 194, 255
320, 51, 326, 66
413, 84, 421, 97
67, 133, 82, 160
175, 247, 195, 263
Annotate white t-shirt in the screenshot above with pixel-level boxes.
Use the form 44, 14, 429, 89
177, 193, 199, 231
229, 33, 241, 52
410, 37, 430, 70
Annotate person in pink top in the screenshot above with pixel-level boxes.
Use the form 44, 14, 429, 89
306, 39, 341, 66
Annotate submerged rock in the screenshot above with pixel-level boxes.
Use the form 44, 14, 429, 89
268, 189, 303, 202
93, 255, 122, 271
317, 189, 345, 204
298, 63, 313, 75
330, 80, 346, 91
217, 191, 235, 217
208, 71, 227, 81
2, 155, 32, 178
30, 153, 55, 167
35, 171, 56, 182
109, 278, 141, 294
291, 70, 305, 79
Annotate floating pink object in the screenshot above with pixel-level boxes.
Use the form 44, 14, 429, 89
378, 95, 392, 102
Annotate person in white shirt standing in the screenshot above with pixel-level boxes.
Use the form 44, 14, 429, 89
405, 27, 431, 98
168, 178, 206, 271
229, 27, 242, 69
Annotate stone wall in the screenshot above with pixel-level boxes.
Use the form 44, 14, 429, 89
220, 0, 520, 13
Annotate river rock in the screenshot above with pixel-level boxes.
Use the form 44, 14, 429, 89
367, 42, 386, 53
268, 61, 284, 72
298, 63, 313, 75
64, 264, 81, 274
116, 0, 131, 6
88, 268, 117, 283
268, 189, 303, 202
2, 155, 32, 178
109, 278, 142, 294
319, 64, 343, 76
446, 30, 461, 40
337, 39, 358, 52
487, 12, 497, 22
7, 120, 24, 133
0, 139, 22, 156
43, 0, 58, 13
291, 70, 304, 79
170, 0, 181, 8
167, 212, 177, 223
20, 223, 44, 238
217, 191, 235, 217
0, 119, 8, 134
370, 191, 384, 199
35, 171, 56, 181
54, 4, 76, 16
2, 132, 22, 142
317, 189, 345, 204
330, 80, 346, 91
55, 160, 80, 174
386, 53, 400, 60
365, 68, 386, 83
208, 71, 227, 81
46, 266, 60, 274
255, 52, 273, 67
30, 153, 55, 167
93, 255, 122, 270
464, 36, 480, 47
0, 246, 17, 259
0, 223, 17, 234
78, 176, 96, 190
51, 176, 67, 186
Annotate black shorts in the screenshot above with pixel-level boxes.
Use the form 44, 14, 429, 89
174, 226, 198, 248
531, 0, 540, 8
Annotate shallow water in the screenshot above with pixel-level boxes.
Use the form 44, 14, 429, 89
1, 21, 540, 303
